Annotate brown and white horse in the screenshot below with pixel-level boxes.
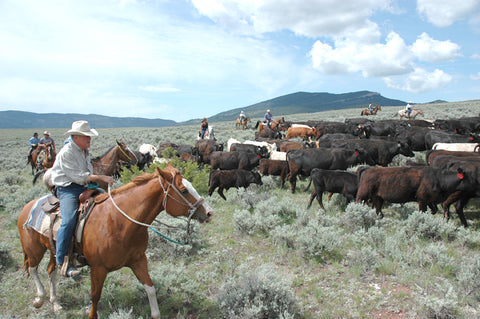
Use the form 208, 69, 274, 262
18, 163, 213, 318
398, 109, 424, 120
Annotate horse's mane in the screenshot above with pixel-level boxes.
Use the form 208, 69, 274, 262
92, 146, 115, 161
95, 171, 160, 202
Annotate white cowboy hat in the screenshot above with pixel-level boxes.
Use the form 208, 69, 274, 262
43, 131, 50, 135
267, 109, 270, 112
66, 120, 99, 136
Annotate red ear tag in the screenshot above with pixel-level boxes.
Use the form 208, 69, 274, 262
455, 129, 458, 133
470, 136, 474, 141
355, 150, 359, 156
457, 173, 464, 180
257, 155, 261, 159
358, 137, 361, 140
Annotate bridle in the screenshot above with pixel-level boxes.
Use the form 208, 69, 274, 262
107, 172, 205, 233
118, 144, 137, 163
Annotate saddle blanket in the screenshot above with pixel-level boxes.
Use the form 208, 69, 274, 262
24, 194, 60, 239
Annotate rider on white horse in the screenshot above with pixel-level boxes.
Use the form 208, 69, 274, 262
405, 101, 412, 116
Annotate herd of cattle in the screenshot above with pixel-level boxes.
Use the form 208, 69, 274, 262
136, 115, 480, 227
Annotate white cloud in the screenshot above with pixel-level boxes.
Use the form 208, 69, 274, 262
471, 72, 480, 80
310, 31, 413, 77
191, 0, 393, 37
384, 68, 452, 93
139, 86, 181, 93
411, 32, 461, 62
417, 0, 480, 27
472, 54, 480, 60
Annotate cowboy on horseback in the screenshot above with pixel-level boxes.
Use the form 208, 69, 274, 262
50, 120, 114, 277
368, 102, 373, 114
264, 109, 273, 128
405, 101, 413, 117
28, 132, 39, 162
239, 110, 246, 121
39, 131, 56, 152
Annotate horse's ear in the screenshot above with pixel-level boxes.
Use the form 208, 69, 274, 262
116, 139, 121, 146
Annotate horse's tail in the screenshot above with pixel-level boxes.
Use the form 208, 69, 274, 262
255, 120, 260, 129
32, 169, 45, 184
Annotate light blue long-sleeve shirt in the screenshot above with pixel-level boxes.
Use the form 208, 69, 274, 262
50, 140, 93, 187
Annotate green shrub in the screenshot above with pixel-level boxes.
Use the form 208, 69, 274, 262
217, 264, 300, 319
401, 211, 458, 241
456, 255, 480, 303
339, 202, 379, 232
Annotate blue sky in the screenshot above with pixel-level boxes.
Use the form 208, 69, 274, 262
0, 0, 479, 122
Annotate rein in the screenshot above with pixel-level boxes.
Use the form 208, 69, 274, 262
107, 174, 203, 245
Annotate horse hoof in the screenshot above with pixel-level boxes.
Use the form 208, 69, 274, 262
33, 297, 44, 308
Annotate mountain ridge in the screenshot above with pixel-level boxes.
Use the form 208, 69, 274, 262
0, 91, 415, 128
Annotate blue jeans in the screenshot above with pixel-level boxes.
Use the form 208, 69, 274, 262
56, 183, 86, 265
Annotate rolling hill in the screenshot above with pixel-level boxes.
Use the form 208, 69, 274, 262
0, 91, 407, 128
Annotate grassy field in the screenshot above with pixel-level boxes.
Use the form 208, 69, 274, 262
1, 100, 480, 318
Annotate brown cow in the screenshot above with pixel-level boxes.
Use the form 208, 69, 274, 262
286, 125, 316, 140
259, 159, 289, 188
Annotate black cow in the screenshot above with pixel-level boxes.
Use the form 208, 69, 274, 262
325, 139, 415, 167
208, 169, 263, 200
434, 117, 480, 134
210, 151, 261, 170
424, 130, 480, 150
430, 156, 480, 227
286, 147, 375, 193
259, 159, 289, 188
306, 168, 358, 209
254, 128, 283, 140
395, 126, 432, 151
356, 166, 474, 221
357, 120, 405, 137
230, 143, 269, 158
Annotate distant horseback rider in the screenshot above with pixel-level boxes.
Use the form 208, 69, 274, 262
28, 132, 39, 160
368, 102, 373, 114
200, 118, 209, 139
39, 131, 56, 152
239, 111, 246, 121
264, 109, 273, 128
405, 101, 413, 116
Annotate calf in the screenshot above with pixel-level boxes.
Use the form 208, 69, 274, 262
306, 168, 358, 209
356, 166, 474, 219
208, 169, 263, 200
259, 159, 289, 188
